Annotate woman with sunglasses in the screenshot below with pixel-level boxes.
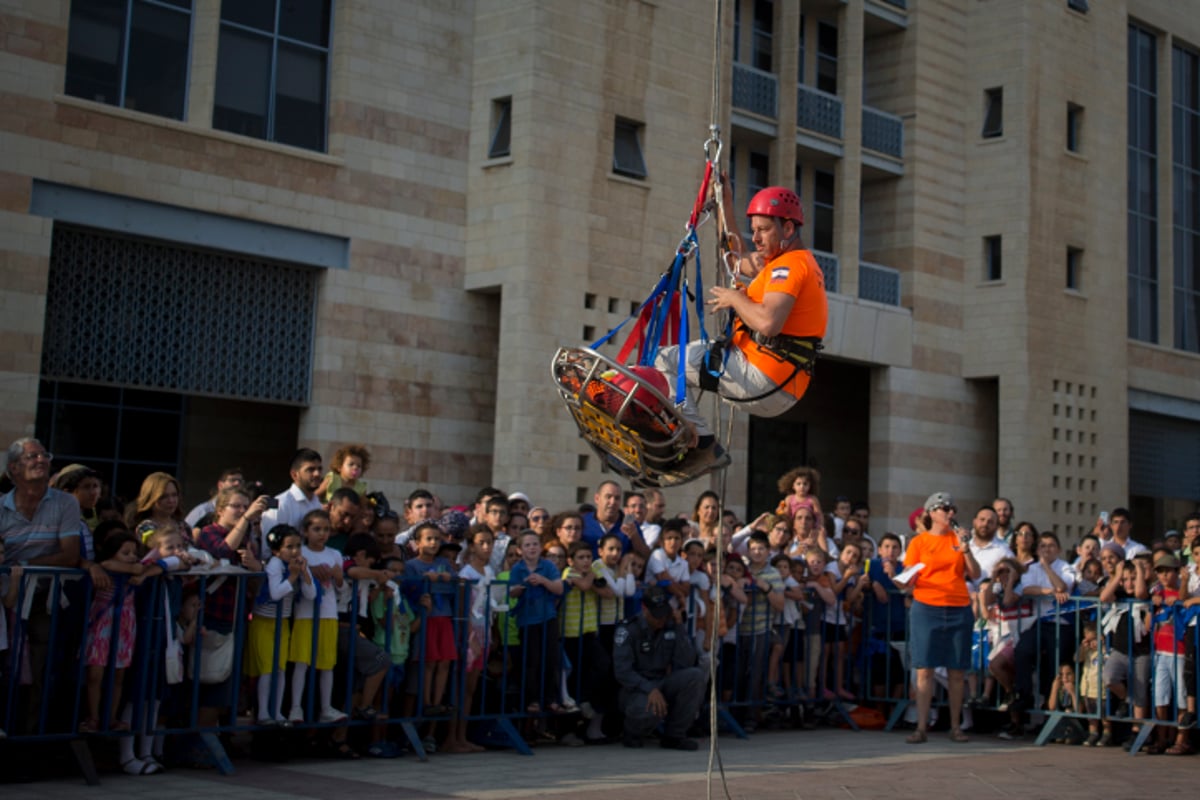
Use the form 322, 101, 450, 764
893, 492, 980, 744
528, 507, 552, 541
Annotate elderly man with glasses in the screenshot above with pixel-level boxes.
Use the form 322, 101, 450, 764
1, 437, 106, 731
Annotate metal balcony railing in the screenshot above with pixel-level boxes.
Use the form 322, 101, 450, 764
862, 105, 904, 159
797, 83, 843, 140
732, 62, 778, 119
859, 260, 901, 306
812, 250, 840, 295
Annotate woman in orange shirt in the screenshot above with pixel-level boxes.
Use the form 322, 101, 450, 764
895, 492, 980, 744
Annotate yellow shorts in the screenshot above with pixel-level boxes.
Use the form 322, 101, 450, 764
289, 618, 337, 670
245, 615, 291, 677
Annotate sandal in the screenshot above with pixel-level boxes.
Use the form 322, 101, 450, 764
1165, 743, 1193, 755
525, 703, 541, 715
905, 730, 927, 744
78, 718, 99, 734
330, 741, 361, 759
121, 758, 155, 775
949, 728, 969, 743
353, 706, 379, 722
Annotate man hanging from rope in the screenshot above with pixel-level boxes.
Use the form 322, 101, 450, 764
655, 183, 829, 477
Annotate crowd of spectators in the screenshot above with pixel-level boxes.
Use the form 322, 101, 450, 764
2, 436, 1198, 776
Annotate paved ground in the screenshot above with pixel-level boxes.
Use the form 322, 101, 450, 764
2, 727, 1195, 800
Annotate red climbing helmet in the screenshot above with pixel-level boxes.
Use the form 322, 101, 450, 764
610, 366, 670, 415
746, 186, 803, 226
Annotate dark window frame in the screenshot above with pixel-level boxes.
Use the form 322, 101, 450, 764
1067, 102, 1083, 152
984, 235, 1002, 281
212, 0, 334, 153
612, 117, 648, 180
813, 168, 835, 253
488, 97, 512, 159
1067, 246, 1083, 290
1128, 23, 1159, 343
751, 0, 774, 73
816, 21, 838, 95
64, 0, 195, 121
982, 87, 1004, 138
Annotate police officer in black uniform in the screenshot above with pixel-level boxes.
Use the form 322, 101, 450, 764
613, 584, 706, 750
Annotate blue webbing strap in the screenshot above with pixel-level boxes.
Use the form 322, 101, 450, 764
640, 246, 686, 366
589, 268, 674, 351
676, 272, 689, 405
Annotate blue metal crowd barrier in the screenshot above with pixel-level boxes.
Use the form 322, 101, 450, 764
2, 563, 1197, 784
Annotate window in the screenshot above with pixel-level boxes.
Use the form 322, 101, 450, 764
1067, 246, 1083, 290
797, 14, 805, 83
65, 0, 193, 120
816, 22, 837, 95
1067, 0, 1089, 13
752, 0, 773, 72
982, 87, 1003, 138
488, 97, 511, 159
1128, 24, 1158, 342
813, 169, 835, 253
213, 0, 333, 152
748, 151, 770, 196
733, 0, 741, 62
984, 235, 1002, 281
1173, 45, 1200, 351
612, 118, 647, 179
1067, 103, 1083, 152
741, 150, 770, 236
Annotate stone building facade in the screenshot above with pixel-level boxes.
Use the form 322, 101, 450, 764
0, 0, 1196, 536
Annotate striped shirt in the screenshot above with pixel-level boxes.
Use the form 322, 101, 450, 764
560, 566, 598, 637
741, 563, 784, 636
0, 488, 81, 564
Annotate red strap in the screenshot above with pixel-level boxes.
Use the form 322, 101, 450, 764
687, 161, 714, 230
616, 303, 654, 365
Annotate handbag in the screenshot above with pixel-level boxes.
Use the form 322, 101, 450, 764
190, 630, 234, 684
163, 591, 184, 685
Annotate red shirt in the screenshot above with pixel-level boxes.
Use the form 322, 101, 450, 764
1153, 586, 1185, 654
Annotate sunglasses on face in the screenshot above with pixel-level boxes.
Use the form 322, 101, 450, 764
529, 514, 549, 522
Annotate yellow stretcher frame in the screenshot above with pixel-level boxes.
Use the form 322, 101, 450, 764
550, 347, 703, 488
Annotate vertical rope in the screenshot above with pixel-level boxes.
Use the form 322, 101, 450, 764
704, 1, 733, 779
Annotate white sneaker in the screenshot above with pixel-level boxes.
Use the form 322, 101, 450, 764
288, 707, 305, 724
319, 707, 348, 724
961, 706, 974, 732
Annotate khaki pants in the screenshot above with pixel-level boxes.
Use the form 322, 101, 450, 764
654, 342, 799, 436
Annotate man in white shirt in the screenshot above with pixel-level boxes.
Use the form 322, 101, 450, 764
259, 448, 324, 553
184, 467, 245, 527
968, 506, 1013, 592
1012, 530, 1076, 716
1109, 507, 1149, 558
624, 490, 660, 550
992, 497, 1015, 546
